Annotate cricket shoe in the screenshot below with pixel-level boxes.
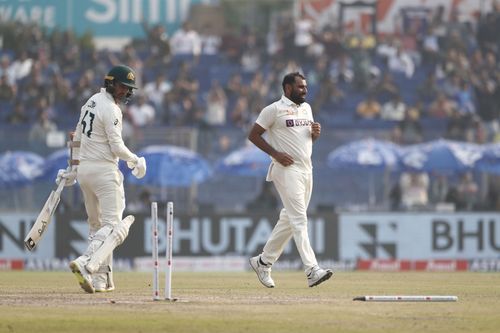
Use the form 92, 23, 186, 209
249, 255, 275, 288
93, 273, 115, 293
307, 266, 333, 287
69, 258, 95, 294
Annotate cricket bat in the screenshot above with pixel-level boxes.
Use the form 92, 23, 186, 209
24, 180, 66, 251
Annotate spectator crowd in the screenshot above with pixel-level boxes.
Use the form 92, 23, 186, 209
0, 3, 499, 211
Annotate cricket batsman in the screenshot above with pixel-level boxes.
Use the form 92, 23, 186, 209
57, 65, 147, 293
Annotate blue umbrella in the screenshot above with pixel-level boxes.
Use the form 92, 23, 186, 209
400, 139, 483, 174
127, 145, 212, 187
37, 148, 70, 181
327, 138, 402, 205
327, 138, 402, 171
216, 144, 270, 176
476, 143, 500, 174
0, 151, 45, 188
38, 148, 132, 181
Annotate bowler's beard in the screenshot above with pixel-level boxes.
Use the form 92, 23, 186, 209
290, 91, 305, 105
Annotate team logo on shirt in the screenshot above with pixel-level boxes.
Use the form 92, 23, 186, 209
114, 119, 119, 125
87, 100, 96, 108
279, 107, 297, 115
286, 119, 312, 127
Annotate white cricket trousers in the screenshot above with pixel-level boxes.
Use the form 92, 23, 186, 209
77, 161, 125, 233
260, 163, 318, 271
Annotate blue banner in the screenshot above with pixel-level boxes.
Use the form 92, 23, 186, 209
0, 0, 207, 37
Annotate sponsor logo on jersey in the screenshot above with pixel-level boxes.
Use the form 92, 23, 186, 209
286, 119, 312, 127
114, 119, 119, 125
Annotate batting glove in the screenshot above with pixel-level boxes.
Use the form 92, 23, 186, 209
127, 156, 146, 179
55, 167, 77, 187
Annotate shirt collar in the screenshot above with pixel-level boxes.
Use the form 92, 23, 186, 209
281, 95, 299, 107
100, 87, 115, 103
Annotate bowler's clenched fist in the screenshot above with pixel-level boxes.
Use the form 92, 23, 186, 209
311, 122, 321, 140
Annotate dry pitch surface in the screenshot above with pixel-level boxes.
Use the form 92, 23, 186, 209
1, 271, 499, 333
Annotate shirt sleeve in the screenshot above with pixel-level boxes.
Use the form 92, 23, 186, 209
255, 103, 276, 130
72, 114, 82, 162
73, 106, 83, 145
103, 105, 137, 162
306, 103, 314, 122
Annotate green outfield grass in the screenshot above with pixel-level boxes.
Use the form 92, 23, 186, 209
0, 271, 499, 333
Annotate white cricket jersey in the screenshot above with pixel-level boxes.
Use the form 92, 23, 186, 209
74, 88, 136, 164
256, 95, 314, 173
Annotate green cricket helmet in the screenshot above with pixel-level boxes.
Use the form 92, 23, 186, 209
104, 65, 138, 89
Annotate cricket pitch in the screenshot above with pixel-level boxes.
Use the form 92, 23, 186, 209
1, 271, 499, 333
